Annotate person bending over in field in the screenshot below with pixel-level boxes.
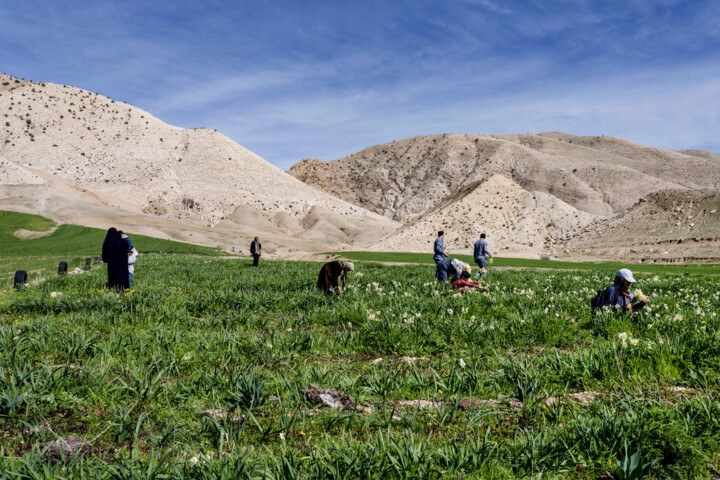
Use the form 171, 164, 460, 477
436, 258, 471, 283
452, 271, 490, 293
591, 268, 649, 314
317, 259, 354, 295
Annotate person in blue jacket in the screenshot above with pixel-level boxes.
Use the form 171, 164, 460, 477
592, 269, 648, 313
433, 231, 448, 264
118, 230, 134, 250
473, 233, 493, 276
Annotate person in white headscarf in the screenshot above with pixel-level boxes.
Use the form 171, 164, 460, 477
436, 258, 470, 282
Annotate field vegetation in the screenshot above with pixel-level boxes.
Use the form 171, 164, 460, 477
1, 252, 720, 479
1, 210, 221, 289
329, 251, 720, 276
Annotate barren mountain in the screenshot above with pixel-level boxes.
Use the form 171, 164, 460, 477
559, 189, 720, 262
372, 175, 597, 257
0, 73, 398, 254
289, 133, 720, 221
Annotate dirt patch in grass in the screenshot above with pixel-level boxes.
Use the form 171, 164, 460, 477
303, 386, 356, 411
43, 436, 96, 462
13, 227, 58, 239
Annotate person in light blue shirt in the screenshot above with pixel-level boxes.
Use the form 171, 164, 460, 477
473, 233, 493, 277
433, 231, 448, 264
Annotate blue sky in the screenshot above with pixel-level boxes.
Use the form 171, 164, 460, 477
1, 0, 719, 168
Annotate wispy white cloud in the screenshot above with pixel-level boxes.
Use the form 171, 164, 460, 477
463, 0, 512, 14
1, 0, 719, 168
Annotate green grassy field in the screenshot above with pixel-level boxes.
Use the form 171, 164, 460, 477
1, 210, 222, 289
1, 253, 720, 478
329, 251, 720, 276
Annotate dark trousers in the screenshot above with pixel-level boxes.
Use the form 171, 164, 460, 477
435, 262, 449, 282
252, 254, 260, 267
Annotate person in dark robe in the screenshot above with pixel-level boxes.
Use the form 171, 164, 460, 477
317, 259, 354, 295
102, 227, 130, 290
250, 237, 262, 267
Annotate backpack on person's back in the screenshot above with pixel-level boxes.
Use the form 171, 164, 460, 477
590, 287, 612, 314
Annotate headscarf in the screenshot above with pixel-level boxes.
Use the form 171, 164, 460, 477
450, 259, 469, 278
337, 259, 354, 271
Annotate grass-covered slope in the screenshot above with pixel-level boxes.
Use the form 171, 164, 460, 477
1, 210, 222, 288
1, 255, 720, 478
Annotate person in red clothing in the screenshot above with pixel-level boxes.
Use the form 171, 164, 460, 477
452, 271, 490, 293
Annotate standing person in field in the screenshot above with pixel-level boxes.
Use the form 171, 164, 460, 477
127, 246, 138, 287
102, 227, 130, 290
433, 231, 449, 281
436, 258, 470, 283
452, 271, 490, 293
474, 233, 493, 277
317, 259, 354, 295
433, 231, 448, 264
119, 230, 138, 286
591, 269, 649, 313
250, 237, 262, 267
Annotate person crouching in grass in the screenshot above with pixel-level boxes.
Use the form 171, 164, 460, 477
592, 268, 649, 313
452, 271, 490, 293
317, 259, 354, 295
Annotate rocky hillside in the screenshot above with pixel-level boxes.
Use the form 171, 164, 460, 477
559, 189, 720, 262
372, 175, 597, 257
0, 73, 398, 253
289, 133, 720, 222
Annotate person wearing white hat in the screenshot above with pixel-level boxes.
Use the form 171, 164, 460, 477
591, 268, 648, 313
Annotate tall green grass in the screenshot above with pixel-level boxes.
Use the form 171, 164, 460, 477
1, 254, 719, 478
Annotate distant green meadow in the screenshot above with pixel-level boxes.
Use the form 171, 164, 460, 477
1, 210, 222, 289
328, 251, 720, 276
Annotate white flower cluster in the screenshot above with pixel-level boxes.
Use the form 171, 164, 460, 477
632, 289, 650, 303
617, 332, 639, 347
